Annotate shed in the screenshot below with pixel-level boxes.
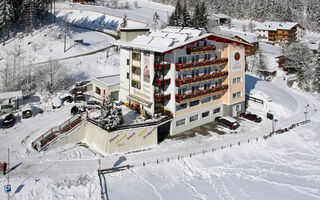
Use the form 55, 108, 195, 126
87, 74, 120, 101
211, 14, 230, 25
0, 91, 23, 114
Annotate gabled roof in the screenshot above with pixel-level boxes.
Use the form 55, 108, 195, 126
255, 21, 304, 31
113, 26, 251, 53
212, 13, 229, 19
0, 91, 22, 100
234, 33, 258, 44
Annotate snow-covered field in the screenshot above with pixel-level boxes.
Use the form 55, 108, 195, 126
1, 1, 320, 199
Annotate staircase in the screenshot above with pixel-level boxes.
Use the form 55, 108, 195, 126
32, 115, 85, 151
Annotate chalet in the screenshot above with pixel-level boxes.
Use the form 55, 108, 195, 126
211, 14, 230, 25
234, 33, 259, 55
255, 22, 305, 44
73, 0, 95, 4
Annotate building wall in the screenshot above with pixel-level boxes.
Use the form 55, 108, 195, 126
89, 79, 120, 101
46, 121, 158, 154
222, 43, 245, 117
119, 48, 130, 102
257, 30, 269, 42
120, 30, 149, 42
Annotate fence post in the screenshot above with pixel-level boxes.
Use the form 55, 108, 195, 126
256, 137, 258, 141
238, 141, 240, 146
178, 155, 180, 160
230, 144, 232, 148
167, 158, 169, 162
203, 150, 205, 154
143, 162, 145, 167
248, 139, 249, 143
190, 153, 192, 158
157, 159, 159, 164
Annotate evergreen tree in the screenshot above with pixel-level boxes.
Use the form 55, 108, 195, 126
182, 1, 192, 27
152, 12, 160, 30
312, 58, 320, 93
192, 2, 200, 28
198, 1, 208, 29
120, 14, 128, 28
168, 0, 182, 26
0, 0, 15, 28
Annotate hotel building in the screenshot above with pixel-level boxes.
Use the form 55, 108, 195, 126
115, 27, 250, 135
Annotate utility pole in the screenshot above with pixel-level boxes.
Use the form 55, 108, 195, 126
64, 34, 66, 52
7, 148, 10, 200
54, 0, 56, 23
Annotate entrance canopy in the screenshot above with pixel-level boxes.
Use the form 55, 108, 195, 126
128, 94, 152, 108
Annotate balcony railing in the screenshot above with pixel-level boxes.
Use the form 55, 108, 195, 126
176, 84, 228, 103
154, 78, 171, 87
154, 63, 171, 71
187, 45, 216, 54
154, 94, 171, 103
176, 71, 228, 87
176, 58, 228, 71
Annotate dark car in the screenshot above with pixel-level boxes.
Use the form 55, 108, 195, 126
75, 92, 85, 102
22, 109, 33, 119
62, 95, 73, 103
2, 114, 16, 128
215, 116, 240, 130
240, 112, 262, 123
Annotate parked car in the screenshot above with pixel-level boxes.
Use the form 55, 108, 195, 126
74, 91, 85, 102
71, 105, 80, 115
61, 94, 73, 103
85, 100, 101, 110
52, 96, 62, 109
240, 112, 262, 123
2, 114, 16, 128
22, 107, 33, 119
215, 116, 240, 130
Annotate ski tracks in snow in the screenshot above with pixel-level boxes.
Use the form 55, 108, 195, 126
134, 170, 163, 200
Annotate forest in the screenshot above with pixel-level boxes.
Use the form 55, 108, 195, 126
153, 0, 320, 32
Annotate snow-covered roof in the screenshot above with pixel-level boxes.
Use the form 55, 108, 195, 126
0, 91, 23, 100
95, 74, 120, 86
112, 27, 251, 53
212, 14, 229, 19
234, 33, 258, 44
260, 54, 278, 73
255, 21, 303, 31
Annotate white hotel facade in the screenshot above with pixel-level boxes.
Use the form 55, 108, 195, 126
115, 27, 250, 135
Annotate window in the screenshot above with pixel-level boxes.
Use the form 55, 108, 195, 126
212, 94, 221, 101
127, 72, 129, 79
176, 103, 187, 111
201, 96, 211, 104
202, 111, 210, 118
132, 52, 141, 60
95, 87, 101, 95
144, 51, 150, 55
190, 100, 200, 107
233, 77, 242, 84
190, 115, 198, 122
127, 59, 130, 65
132, 66, 141, 75
235, 104, 241, 111
213, 107, 221, 114
232, 91, 242, 99
176, 119, 186, 127
131, 80, 141, 89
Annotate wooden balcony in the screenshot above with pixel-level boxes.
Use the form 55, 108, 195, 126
175, 58, 228, 71
175, 71, 228, 87
154, 63, 171, 71
154, 94, 171, 103
154, 78, 171, 87
175, 84, 228, 103
187, 45, 216, 54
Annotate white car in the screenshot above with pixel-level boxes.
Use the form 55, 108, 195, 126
85, 100, 101, 110
52, 96, 62, 109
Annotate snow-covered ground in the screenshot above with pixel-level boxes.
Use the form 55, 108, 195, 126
1, 1, 320, 199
